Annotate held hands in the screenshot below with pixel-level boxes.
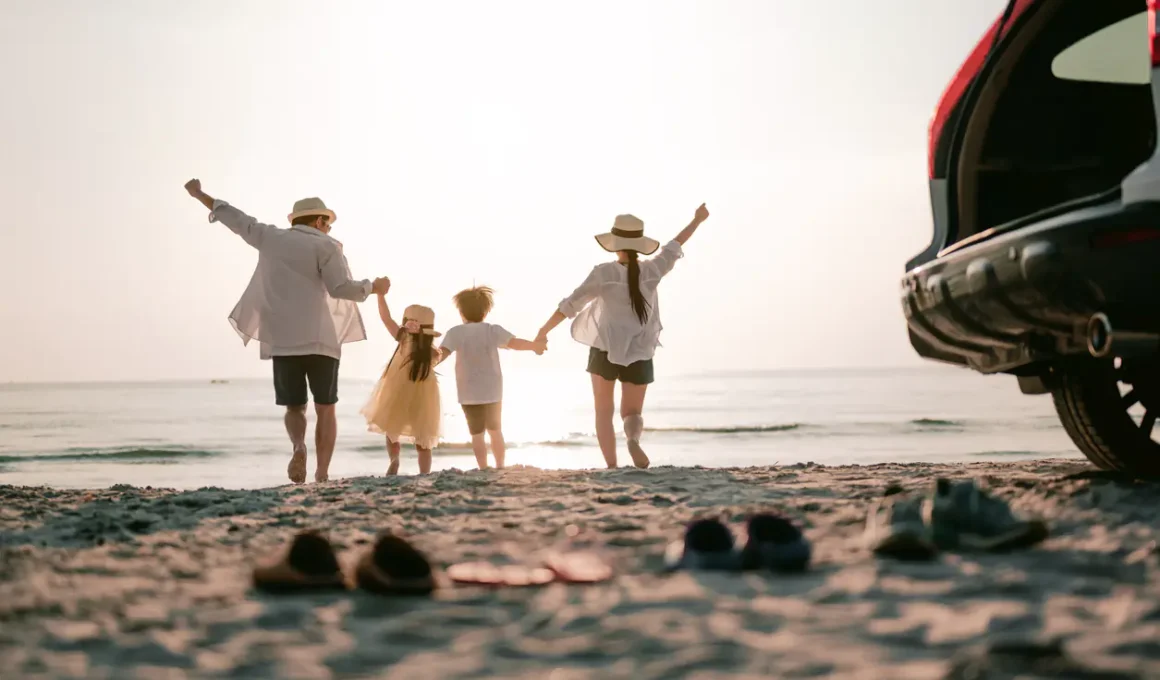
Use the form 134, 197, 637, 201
531, 339, 547, 356
372, 277, 391, 296
694, 203, 710, 223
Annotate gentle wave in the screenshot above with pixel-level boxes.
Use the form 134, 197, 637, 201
354, 439, 589, 453
0, 447, 221, 464
909, 418, 965, 428
645, 424, 805, 434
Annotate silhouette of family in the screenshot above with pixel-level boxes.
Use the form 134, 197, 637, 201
184, 179, 710, 483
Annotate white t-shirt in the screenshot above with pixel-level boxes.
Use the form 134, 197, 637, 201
440, 322, 515, 405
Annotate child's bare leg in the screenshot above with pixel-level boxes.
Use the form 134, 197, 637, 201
471, 434, 488, 469
386, 438, 401, 476
488, 429, 506, 469
591, 375, 617, 468
416, 446, 433, 474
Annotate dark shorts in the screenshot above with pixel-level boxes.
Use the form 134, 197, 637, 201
272, 355, 340, 406
462, 402, 502, 435
586, 347, 654, 385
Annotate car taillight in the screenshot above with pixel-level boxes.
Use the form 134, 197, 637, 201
1091, 227, 1160, 249
1151, 0, 1160, 65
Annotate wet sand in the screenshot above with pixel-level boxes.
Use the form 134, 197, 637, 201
2, 460, 1159, 679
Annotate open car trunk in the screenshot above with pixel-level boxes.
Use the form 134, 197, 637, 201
947, 0, 1157, 252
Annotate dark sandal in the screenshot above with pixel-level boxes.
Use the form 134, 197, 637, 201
355, 533, 437, 595
663, 518, 742, 572
252, 530, 347, 593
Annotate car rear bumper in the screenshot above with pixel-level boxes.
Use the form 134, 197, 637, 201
901, 197, 1160, 375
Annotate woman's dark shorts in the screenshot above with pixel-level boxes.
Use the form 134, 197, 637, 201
586, 347, 654, 385
273, 354, 340, 406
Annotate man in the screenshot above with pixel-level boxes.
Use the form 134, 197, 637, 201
184, 179, 388, 484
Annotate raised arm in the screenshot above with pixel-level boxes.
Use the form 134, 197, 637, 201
673, 203, 710, 246
376, 286, 401, 338
184, 178, 273, 250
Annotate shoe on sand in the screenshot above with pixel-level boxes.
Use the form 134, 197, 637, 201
355, 533, 437, 595
663, 518, 742, 572
866, 493, 939, 561
739, 513, 811, 573
287, 444, 308, 485
544, 551, 614, 584
447, 562, 556, 587
929, 478, 1050, 552
627, 440, 650, 469
252, 530, 347, 593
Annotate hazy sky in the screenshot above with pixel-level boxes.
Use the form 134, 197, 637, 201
0, 0, 1009, 383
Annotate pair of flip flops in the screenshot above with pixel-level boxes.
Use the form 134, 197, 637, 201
447, 551, 612, 587
664, 513, 812, 573
252, 530, 436, 595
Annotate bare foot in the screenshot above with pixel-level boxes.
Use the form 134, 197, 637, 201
288, 444, 308, 484
387, 459, 400, 476
315, 470, 329, 483
627, 440, 650, 469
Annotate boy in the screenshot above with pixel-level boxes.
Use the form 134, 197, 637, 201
438, 286, 545, 469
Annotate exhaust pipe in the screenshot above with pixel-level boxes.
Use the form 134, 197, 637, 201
1087, 313, 1113, 357
1086, 313, 1160, 358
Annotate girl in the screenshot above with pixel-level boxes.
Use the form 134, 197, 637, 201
361, 284, 442, 475
535, 203, 710, 469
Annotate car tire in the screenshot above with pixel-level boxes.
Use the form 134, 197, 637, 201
1051, 357, 1160, 475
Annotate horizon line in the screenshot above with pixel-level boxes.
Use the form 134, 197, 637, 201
0, 364, 962, 387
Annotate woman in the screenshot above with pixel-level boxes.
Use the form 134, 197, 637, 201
536, 203, 710, 469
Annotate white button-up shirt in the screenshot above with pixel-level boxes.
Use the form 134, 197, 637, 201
209, 200, 372, 361
558, 239, 684, 367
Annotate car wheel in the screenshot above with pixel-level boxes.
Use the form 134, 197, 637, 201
1052, 355, 1160, 475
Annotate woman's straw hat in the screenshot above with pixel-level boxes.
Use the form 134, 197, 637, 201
287, 197, 337, 225
594, 214, 660, 255
402, 305, 441, 337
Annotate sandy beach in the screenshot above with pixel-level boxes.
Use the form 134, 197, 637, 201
2, 460, 1159, 679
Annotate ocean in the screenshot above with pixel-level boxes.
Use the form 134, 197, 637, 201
0, 366, 1083, 490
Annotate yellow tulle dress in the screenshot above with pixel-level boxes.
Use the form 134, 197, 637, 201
361, 335, 442, 449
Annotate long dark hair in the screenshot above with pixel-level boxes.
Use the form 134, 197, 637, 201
386, 328, 434, 382
625, 250, 650, 324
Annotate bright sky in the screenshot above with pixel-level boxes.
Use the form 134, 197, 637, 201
0, 0, 1009, 383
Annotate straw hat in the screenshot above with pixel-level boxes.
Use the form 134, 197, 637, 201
595, 214, 660, 255
287, 197, 337, 225
402, 304, 441, 337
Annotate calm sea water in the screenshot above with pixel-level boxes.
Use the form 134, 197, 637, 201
0, 367, 1082, 490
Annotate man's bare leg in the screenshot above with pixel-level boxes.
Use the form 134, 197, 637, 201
416, 446, 433, 474
471, 433, 488, 470
487, 429, 506, 469
285, 405, 308, 484
314, 403, 337, 482
387, 439, 401, 476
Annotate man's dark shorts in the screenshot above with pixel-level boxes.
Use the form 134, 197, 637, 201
462, 402, 502, 435
586, 347, 655, 385
273, 355, 340, 406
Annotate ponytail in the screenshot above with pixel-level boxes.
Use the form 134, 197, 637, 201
388, 327, 435, 382
626, 251, 650, 324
